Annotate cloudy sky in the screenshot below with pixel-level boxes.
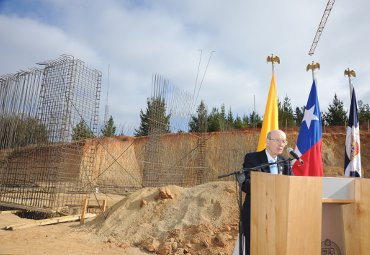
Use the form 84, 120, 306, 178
1, 0, 370, 134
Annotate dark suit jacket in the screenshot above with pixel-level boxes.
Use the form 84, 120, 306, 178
241, 149, 293, 194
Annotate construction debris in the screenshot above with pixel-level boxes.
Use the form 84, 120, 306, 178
5, 213, 96, 230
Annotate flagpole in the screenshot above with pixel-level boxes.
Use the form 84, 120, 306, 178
306, 61, 320, 82
343, 69, 361, 177
306, 61, 322, 131
344, 68, 356, 98
266, 53, 280, 127
256, 54, 280, 151
267, 54, 280, 74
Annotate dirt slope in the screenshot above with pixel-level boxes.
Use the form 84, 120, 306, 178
84, 181, 239, 255
0, 181, 240, 255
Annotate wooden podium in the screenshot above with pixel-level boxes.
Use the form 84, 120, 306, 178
250, 171, 370, 255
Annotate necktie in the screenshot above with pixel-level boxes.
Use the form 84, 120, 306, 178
270, 159, 278, 174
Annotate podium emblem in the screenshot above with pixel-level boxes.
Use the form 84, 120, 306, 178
321, 239, 342, 255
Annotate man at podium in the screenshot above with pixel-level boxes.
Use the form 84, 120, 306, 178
241, 129, 293, 255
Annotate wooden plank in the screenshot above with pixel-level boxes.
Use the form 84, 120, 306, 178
0, 210, 21, 214
66, 199, 108, 210
102, 199, 107, 212
251, 172, 277, 255
80, 198, 89, 224
0, 202, 56, 213
358, 178, 370, 254
343, 178, 370, 255
275, 174, 290, 255
322, 198, 355, 204
285, 176, 322, 255
343, 178, 361, 255
5, 213, 96, 230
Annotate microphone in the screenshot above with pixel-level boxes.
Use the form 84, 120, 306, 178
287, 147, 304, 165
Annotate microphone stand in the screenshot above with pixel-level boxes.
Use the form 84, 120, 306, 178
218, 165, 271, 255
217, 158, 294, 255
218, 168, 246, 255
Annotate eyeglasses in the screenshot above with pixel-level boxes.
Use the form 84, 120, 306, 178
268, 138, 288, 145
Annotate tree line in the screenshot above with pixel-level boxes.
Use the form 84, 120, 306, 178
134, 93, 370, 136
2, 93, 370, 149
0, 114, 118, 150
67, 93, 370, 139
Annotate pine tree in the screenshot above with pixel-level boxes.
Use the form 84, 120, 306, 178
205, 105, 228, 132
233, 115, 243, 129
0, 116, 48, 149
135, 108, 149, 137
358, 100, 370, 125
249, 111, 262, 128
324, 94, 348, 126
242, 114, 249, 127
134, 97, 171, 137
294, 106, 305, 127
189, 100, 208, 132
233, 114, 249, 129
72, 120, 94, 141
101, 116, 116, 137
226, 107, 234, 130
278, 95, 296, 128
207, 107, 221, 132
219, 104, 227, 131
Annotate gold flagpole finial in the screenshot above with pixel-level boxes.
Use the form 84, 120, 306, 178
267, 54, 280, 73
306, 61, 320, 80
344, 68, 356, 78
306, 61, 320, 71
345, 68, 356, 97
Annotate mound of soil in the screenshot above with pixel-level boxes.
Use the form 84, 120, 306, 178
84, 181, 240, 255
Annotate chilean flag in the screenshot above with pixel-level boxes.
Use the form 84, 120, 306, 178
292, 80, 323, 176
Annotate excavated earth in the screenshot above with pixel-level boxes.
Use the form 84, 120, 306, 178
0, 128, 369, 255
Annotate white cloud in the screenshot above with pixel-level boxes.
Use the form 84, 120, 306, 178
0, 15, 98, 72
1, 0, 370, 134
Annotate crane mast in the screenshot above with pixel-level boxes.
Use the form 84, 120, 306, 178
308, 0, 336, 56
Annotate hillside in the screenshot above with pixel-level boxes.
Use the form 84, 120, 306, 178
90, 127, 370, 190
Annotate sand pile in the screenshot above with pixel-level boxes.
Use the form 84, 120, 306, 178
84, 181, 240, 254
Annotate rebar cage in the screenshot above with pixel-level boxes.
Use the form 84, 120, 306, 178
0, 55, 101, 214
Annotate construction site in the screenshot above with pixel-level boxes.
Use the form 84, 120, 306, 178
0, 0, 350, 219
0, 51, 369, 254
3, 0, 370, 254
0, 55, 242, 218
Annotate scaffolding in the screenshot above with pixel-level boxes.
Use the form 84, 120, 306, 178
141, 74, 208, 187
0, 55, 101, 215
